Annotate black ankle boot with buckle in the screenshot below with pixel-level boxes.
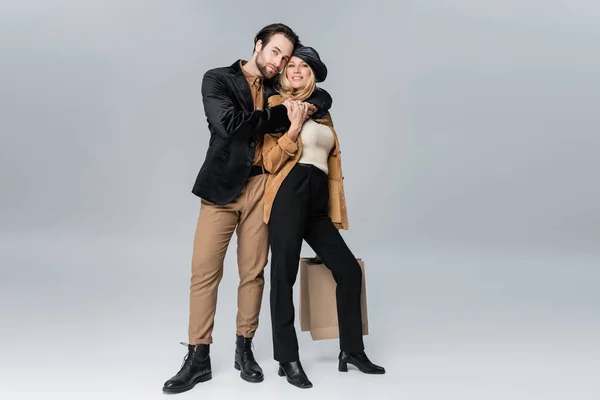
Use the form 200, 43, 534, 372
162, 342, 212, 394
234, 335, 264, 383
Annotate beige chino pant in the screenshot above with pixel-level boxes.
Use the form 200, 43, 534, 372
188, 174, 269, 345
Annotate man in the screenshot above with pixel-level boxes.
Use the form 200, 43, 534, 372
162, 23, 332, 394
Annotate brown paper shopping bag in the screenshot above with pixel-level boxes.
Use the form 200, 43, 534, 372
299, 257, 368, 340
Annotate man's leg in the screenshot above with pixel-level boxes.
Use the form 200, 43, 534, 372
163, 198, 240, 394
188, 199, 240, 345
232, 174, 270, 382
235, 174, 270, 338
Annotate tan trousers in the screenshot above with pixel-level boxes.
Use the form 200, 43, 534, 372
188, 174, 269, 345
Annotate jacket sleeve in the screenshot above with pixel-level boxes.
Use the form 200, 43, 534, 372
262, 133, 298, 174
201, 70, 291, 139
305, 87, 333, 119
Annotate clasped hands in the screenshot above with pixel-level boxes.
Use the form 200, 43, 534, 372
283, 99, 317, 123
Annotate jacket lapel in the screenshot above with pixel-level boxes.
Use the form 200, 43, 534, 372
229, 60, 254, 113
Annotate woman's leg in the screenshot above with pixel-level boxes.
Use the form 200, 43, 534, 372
303, 166, 384, 374
304, 215, 365, 353
302, 166, 365, 353
269, 166, 310, 363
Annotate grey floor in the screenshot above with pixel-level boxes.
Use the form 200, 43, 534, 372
1, 234, 598, 400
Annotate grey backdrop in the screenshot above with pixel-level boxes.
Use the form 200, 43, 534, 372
1, 1, 599, 399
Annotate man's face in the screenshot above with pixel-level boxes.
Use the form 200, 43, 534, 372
255, 33, 294, 79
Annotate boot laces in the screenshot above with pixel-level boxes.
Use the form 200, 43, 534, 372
177, 342, 194, 372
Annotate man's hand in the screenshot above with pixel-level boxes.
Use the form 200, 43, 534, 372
303, 102, 318, 117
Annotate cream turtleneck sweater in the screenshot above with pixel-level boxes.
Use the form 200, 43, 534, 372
297, 119, 335, 173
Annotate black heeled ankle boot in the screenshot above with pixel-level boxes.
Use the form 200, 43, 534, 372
278, 360, 313, 389
162, 343, 212, 393
234, 335, 264, 383
338, 350, 385, 374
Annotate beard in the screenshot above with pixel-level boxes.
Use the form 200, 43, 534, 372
256, 51, 278, 79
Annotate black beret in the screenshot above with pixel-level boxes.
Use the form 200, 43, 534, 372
292, 45, 328, 83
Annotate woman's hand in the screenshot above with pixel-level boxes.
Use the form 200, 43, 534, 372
285, 100, 309, 124
284, 100, 308, 141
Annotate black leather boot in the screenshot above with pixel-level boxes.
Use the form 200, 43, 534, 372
338, 350, 385, 374
234, 335, 264, 383
162, 343, 212, 393
278, 360, 313, 389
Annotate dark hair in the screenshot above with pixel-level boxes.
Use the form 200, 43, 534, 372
253, 23, 300, 53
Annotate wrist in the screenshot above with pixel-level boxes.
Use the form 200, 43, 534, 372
287, 125, 300, 140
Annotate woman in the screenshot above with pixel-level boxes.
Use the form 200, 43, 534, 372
262, 45, 385, 389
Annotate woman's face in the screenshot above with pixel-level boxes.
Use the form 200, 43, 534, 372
286, 56, 312, 90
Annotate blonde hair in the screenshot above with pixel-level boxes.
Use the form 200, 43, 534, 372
278, 62, 316, 101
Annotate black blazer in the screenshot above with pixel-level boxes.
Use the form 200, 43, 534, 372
191, 60, 332, 205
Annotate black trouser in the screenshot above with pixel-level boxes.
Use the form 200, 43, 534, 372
269, 163, 365, 363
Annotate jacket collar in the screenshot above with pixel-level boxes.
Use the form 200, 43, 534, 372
230, 59, 278, 86
229, 59, 279, 109
229, 59, 243, 74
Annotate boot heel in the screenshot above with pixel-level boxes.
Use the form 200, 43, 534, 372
338, 360, 348, 372
278, 367, 285, 377
234, 361, 240, 371
198, 372, 212, 382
